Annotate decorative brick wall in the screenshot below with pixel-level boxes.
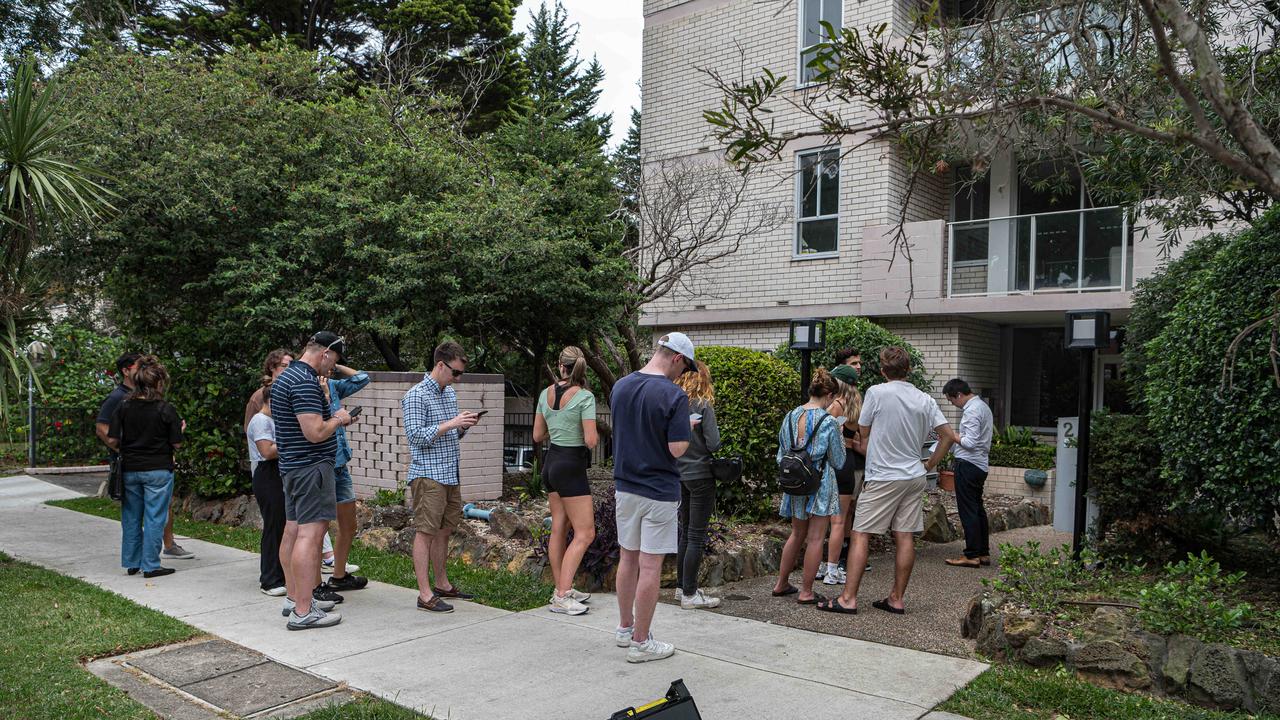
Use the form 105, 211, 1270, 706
987, 466, 1056, 513
344, 372, 505, 503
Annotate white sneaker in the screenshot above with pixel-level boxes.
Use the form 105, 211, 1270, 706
680, 590, 722, 610
816, 561, 828, 581
281, 598, 337, 617
550, 594, 589, 616
673, 589, 683, 602
615, 626, 634, 648
261, 586, 287, 597
321, 559, 360, 575
823, 566, 847, 585
287, 605, 341, 630
627, 634, 676, 663
566, 588, 591, 603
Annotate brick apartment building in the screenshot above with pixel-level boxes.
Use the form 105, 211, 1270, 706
638, 0, 1180, 428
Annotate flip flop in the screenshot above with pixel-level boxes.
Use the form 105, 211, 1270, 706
797, 593, 826, 605
872, 598, 905, 615
771, 585, 799, 597
816, 597, 858, 614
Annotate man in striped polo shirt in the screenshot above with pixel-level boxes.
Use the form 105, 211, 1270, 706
271, 331, 355, 630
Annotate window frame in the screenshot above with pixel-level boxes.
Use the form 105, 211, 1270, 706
797, 0, 845, 88
794, 146, 841, 260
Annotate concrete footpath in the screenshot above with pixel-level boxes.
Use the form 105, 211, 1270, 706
0, 475, 985, 719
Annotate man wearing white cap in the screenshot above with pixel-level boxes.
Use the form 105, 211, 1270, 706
609, 332, 697, 663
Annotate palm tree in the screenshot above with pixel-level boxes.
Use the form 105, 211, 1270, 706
1, 60, 116, 420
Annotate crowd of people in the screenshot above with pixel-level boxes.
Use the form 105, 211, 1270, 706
97, 328, 994, 661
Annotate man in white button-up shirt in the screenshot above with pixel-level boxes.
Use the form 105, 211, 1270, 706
942, 379, 993, 569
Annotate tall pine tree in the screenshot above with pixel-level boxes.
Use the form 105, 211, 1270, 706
517, 0, 610, 151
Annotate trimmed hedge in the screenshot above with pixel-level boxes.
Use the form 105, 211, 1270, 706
1141, 208, 1280, 527
1088, 412, 1165, 528
775, 316, 931, 393
697, 345, 799, 520
988, 443, 1056, 471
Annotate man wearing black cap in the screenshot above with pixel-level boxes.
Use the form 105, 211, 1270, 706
270, 331, 355, 630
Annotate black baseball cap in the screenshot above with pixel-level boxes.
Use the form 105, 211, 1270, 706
311, 331, 345, 359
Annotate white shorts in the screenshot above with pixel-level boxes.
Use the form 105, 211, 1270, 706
615, 490, 678, 555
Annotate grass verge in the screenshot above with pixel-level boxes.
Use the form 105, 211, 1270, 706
47, 496, 553, 611
0, 551, 427, 719
940, 665, 1278, 720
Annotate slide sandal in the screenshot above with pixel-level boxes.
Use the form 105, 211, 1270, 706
816, 598, 858, 614
771, 585, 799, 597
797, 593, 825, 605
872, 598, 905, 615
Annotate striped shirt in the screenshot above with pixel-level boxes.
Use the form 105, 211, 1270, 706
270, 359, 335, 473
402, 373, 461, 486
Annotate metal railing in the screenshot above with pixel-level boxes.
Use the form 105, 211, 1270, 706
504, 411, 613, 470
947, 206, 1132, 298
28, 406, 107, 467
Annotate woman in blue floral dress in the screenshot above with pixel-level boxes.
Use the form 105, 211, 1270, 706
771, 368, 847, 604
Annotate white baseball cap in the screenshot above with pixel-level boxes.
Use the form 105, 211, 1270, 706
657, 332, 696, 366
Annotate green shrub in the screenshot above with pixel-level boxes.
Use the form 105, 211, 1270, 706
988, 444, 1055, 470
1141, 207, 1280, 527
1089, 413, 1166, 530
985, 541, 1081, 613
166, 356, 250, 498
367, 481, 407, 507
993, 425, 1037, 448
1138, 552, 1253, 643
774, 316, 931, 394
697, 345, 799, 520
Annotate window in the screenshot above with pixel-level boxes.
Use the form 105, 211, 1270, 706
800, 0, 842, 84
796, 148, 840, 256
951, 165, 990, 263
939, 0, 991, 25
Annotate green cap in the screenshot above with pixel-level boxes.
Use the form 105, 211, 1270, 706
831, 364, 859, 386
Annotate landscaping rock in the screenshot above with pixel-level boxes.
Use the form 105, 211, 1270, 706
1003, 614, 1046, 649
191, 498, 223, 524
241, 502, 263, 531
961, 594, 985, 639
390, 527, 417, 556
488, 508, 531, 541
1080, 606, 1129, 644
1162, 634, 1202, 689
759, 537, 783, 573
975, 614, 1007, 659
354, 502, 374, 533
921, 502, 957, 543
1071, 640, 1151, 690
987, 511, 1007, 534
359, 527, 397, 553
1259, 658, 1280, 713
701, 555, 724, 588
1020, 636, 1070, 668
221, 496, 250, 526
1188, 643, 1248, 709
373, 505, 412, 531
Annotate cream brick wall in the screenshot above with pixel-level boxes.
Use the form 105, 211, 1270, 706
641, 0, 951, 318
653, 322, 791, 351
987, 466, 1056, 509
344, 372, 505, 503
875, 315, 1002, 425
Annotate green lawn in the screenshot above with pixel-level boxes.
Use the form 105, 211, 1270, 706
941, 665, 1278, 720
48, 496, 554, 612
0, 551, 426, 719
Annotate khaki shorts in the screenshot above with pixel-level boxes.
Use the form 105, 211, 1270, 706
615, 491, 678, 555
851, 476, 928, 534
411, 478, 462, 534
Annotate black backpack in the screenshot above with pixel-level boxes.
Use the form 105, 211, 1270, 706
777, 410, 830, 496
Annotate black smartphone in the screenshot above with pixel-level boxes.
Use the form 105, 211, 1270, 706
473, 410, 488, 418
348, 405, 363, 418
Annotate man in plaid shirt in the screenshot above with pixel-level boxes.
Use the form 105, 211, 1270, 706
401, 341, 481, 613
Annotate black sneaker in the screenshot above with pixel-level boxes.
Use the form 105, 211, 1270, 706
143, 567, 175, 578
325, 574, 368, 591
313, 584, 345, 604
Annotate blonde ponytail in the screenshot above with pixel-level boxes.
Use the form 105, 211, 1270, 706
559, 346, 588, 388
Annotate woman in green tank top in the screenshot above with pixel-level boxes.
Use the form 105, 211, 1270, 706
533, 346, 599, 616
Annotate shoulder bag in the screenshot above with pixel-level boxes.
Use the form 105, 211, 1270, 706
107, 402, 126, 502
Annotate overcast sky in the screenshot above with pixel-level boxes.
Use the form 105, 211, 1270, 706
515, 1, 644, 146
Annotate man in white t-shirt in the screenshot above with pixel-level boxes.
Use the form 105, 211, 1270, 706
820, 346, 954, 616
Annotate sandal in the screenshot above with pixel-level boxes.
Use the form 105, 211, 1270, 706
945, 557, 981, 568
872, 598, 905, 615
797, 593, 825, 605
816, 597, 858, 614
771, 585, 799, 597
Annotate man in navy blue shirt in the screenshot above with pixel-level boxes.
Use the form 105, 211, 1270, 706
271, 331, 355, 630
610, 332, 695, 663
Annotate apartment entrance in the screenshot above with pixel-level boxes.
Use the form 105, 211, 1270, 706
1006, 326, 1129, 430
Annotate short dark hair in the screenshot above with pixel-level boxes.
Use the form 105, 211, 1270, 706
879, 346, 911, 380
115, 352, 142, 374
433, 341, 466, 366
943, 378, 972, 398
834, 347, 861, 365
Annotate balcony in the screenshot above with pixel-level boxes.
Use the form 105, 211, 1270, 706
947, 206, 1132, 298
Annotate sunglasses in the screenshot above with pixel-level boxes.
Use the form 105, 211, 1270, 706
444, 362, 465, 378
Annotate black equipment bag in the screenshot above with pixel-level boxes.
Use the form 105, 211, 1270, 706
609, 679, 702, 719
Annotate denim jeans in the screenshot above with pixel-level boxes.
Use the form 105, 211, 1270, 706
676, 476, 716, 596
954, 459, 990, 559
121, 469, 174, 572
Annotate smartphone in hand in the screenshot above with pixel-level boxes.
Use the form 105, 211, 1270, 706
348, 406, 363, 418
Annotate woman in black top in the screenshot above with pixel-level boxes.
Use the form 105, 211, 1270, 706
108, 357, 184, 578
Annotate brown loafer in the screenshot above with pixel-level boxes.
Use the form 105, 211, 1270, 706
945, 557, 981, 568
433, 585, 474, 600
979, 556, 992, 566
417, 595, 454, 613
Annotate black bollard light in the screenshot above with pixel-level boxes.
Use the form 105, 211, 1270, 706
1064, 309, 1110, 561
789, 318, 826, 403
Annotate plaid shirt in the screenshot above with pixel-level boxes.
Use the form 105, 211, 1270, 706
402, 373, 462, 486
